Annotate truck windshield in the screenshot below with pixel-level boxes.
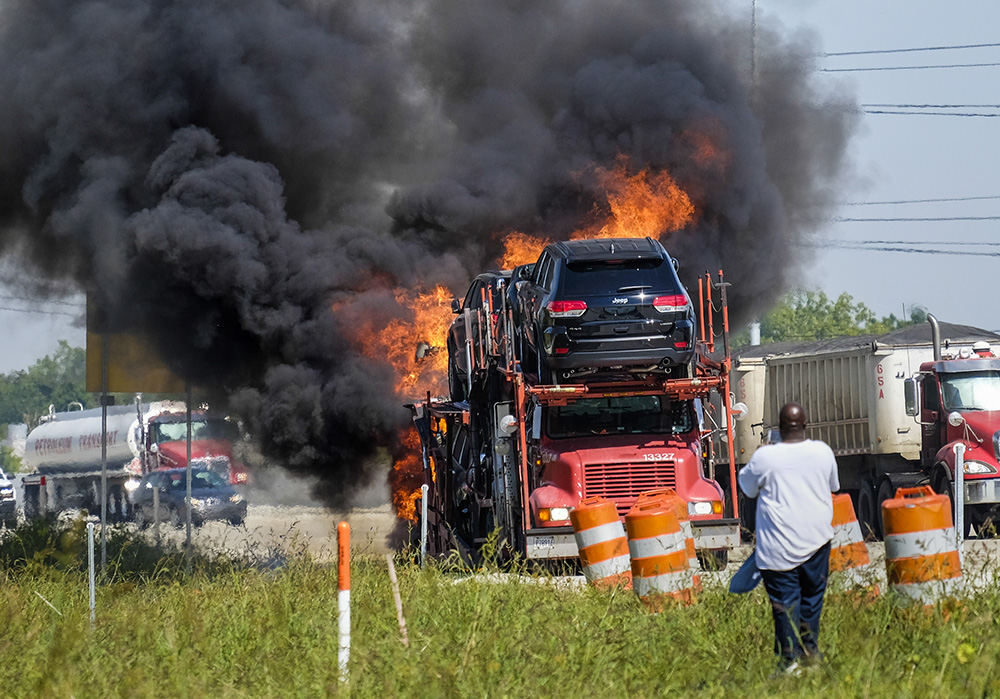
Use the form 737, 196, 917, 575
941, 371, 1000, 411
546, 396, 692, 438
152, 419, 239, 444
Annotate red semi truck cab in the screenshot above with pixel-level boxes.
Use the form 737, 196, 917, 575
528, 395, 724, 527
140, 411, 250, 485
909, 356, 1000, 525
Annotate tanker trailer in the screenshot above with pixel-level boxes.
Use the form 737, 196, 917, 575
21, 404, 144, 521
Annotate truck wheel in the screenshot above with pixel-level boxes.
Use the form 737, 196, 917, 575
932, 468, 955, 523
856, 481, 880, 540
875, 478, 897, 535
697, 549, 729, 571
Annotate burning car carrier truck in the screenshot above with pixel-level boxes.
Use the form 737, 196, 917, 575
726, 316, 1000, 538
408, 257, 742, 568
21, 399, 248, 521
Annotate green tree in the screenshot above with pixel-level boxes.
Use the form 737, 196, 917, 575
735, 291, 926, 346
0, 341, 95, 427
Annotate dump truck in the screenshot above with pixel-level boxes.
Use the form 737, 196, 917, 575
726, 316, 1000, 538
408, 263, 742, 568
21, 399, 248, 521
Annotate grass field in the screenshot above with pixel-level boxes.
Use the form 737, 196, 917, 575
2, 518, 999, 697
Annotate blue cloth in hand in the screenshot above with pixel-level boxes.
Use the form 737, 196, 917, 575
729, 550, 762, 593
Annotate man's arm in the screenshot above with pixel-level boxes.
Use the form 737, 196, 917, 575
738, 454, 762, 498
827, 445, 841, 492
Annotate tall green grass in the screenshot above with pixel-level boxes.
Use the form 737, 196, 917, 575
1, 519, 999, 697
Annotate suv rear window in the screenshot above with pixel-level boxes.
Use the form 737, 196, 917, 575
559, 259, 676, 296
546, 396, 693, 438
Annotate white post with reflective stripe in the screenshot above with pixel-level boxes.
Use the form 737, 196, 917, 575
954, 442, 965, 566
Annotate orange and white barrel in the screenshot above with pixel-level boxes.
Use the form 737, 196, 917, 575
625, 499, 692, 609
829, 493, 875, 588
570, 496, 632, 589
636, 488, 702, 588
882, 486, 962, 606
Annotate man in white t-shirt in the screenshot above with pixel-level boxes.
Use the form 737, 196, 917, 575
738, 402, 840, 674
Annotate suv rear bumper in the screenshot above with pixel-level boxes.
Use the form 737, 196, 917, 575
543, 344, 695, 370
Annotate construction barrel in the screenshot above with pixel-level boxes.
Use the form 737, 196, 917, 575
881, 486, 962, 606
570, 496, 632, 589
625, 498, 693, 610
636, 488, 702, 588
829, 493, 876, 589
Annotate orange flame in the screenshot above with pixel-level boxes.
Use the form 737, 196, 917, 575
571, 159, 694, 240
497, 230, 552, 269
356, 285, 453, 399
391, 429, 424, 522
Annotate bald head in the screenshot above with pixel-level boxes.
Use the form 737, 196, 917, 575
779, 402, 807, 442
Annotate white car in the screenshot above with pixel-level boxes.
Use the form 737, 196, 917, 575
0, 468, 16, 528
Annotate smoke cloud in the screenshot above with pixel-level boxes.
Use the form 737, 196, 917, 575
0, 0, 856, 502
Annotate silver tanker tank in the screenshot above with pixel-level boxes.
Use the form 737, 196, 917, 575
23, 405, 142, 474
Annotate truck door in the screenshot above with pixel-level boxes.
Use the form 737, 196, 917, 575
919, 374, 944, 465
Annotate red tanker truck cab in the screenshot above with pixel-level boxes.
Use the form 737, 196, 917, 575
912, 356, 1000, 522
145, 413, 250, 485
527, 396, 725, 528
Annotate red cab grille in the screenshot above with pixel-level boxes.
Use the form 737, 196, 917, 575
583, 461, 677, 515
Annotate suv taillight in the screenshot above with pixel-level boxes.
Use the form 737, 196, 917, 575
547, 300, 587, 318
653, 294, 688, 313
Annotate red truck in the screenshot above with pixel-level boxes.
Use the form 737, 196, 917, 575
408, 263, 741, 567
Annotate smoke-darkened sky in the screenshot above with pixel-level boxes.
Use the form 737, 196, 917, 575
0, 0, 856, 501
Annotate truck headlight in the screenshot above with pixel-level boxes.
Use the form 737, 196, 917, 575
229, 494, 244, 503
537, 507, 571, 523
689, 501, 723, 516
964, 461, 997, 475
124, 479, 141, 492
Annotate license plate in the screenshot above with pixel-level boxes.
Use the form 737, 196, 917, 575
533, 536, 555, 547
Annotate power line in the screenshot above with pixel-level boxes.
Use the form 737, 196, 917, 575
823, 62, 1000, 73
0, 304, 82, 317
864, 110, 1000, 117
839, 239, 1000, 246
800, 242, 1000, 258
843, 195, 1000, 206
837, 215, 1000, 222
862, 103, 1000, 109
826, 42, 1000, 57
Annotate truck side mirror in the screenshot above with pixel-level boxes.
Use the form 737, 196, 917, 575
903, 377, 920, 417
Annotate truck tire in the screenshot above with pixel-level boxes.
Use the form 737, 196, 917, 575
697, 549, 729, 571
875, 478, 897, 533
932, 467, 955, 523
856, 480, 880, 540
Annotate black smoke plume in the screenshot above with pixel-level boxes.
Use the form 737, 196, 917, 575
0, 0, 856, 503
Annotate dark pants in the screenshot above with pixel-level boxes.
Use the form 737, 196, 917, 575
760, 541, 831, 664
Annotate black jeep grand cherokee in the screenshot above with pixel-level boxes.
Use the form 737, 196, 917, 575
514, 237, 695, 383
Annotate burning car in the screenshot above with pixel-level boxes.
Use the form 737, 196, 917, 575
515, 237, 696, 383
447, 271, 511, 401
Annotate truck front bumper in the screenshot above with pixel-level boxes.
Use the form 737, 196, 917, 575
523, 517, 740, 560
962, 479, 1000, 506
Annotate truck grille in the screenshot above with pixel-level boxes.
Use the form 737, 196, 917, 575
583, 461, 677, 515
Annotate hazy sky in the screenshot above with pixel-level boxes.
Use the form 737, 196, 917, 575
2, 0, 997, 372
